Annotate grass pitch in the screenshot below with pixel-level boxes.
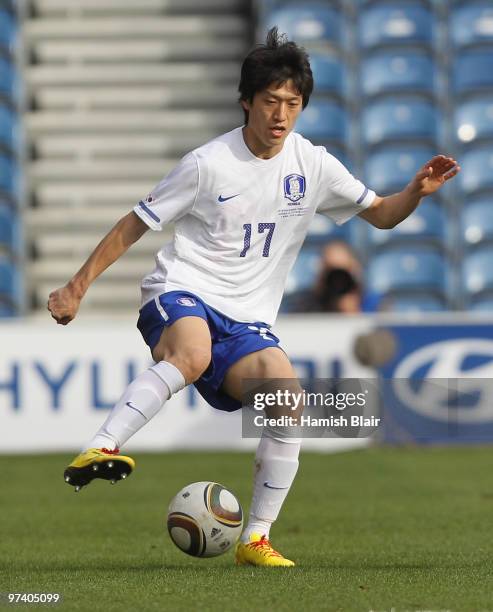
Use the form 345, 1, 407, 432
1, 447, 492, 612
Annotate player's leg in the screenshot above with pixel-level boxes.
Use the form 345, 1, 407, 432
87, 316, 211, 450
222, 347, 302, 567
64, 315, 211, 490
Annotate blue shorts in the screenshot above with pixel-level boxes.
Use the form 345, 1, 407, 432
136, 291, 281, 412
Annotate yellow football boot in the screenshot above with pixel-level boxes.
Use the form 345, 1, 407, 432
63, 448, 135, 492
235, 533, 295, 567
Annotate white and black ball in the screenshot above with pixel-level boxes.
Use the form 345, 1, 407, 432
167, 482, 243, 558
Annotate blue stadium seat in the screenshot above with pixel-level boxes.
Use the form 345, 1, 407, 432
361, 51, 435, 97
285, 245, 321, 294
0, 154, 16, 193
451, 2, 493, 49
0, 302, 15, 317
383, 295, 446, 313
461, 198, 493, 246
469, 297, 493, 312
296, 99, 347, 144
454, 51, 493, 94
305, 213, 349, 245
362, 98, 438, 146
310, 53, 346, 97
359, 4, 434, 50
459, 147, 493, 195
266, 3, 342, 47
367, 248, 446, 295
369, 199, 445, 247
462, 247, 493, 296
364, 145, 434, 194
0, 202, 16, 252
0, 104, 16, 153
0, 57, 15, 98
0, 9, 15, 52
0, 255, 18, 304
454, 97, 493, 144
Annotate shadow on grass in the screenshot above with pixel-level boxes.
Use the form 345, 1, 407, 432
0, 560, 239, 573
2, 558, 489, 574
308, 559, 489, 571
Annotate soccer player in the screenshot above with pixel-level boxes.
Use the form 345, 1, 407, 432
47, 28, 460, 567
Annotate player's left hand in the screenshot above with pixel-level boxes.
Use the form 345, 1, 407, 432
409, 155, 460, 197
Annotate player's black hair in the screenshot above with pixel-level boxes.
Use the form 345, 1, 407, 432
238, 27, 313, 124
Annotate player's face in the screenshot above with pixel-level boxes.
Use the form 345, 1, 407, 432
242, 80, 303, 159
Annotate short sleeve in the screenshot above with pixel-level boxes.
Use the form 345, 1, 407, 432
316, 152, 376, 226
133, 152, 199, 231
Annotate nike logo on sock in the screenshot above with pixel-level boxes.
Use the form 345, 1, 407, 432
126, 401, 147, 419
218, 194, 239, 203
263, 482, 289, 490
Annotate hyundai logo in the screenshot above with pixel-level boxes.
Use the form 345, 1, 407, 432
392, 339, 493, 423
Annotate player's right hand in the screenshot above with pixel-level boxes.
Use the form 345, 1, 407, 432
47, 285, 81, 325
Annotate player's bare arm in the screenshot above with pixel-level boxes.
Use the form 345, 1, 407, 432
359, 155, 461, 229
47, 212, 149, 325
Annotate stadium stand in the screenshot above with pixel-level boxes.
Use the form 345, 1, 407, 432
381, 295, 446, 313
309, 52, 347, 98
0, 200, 17, 253
0, 148, 15, 186
454, 97, 493, 144
462, 247, 493, 302
264, 3, 342, 49
368, 199, 445, 249
0, 254, 19, 310
0, 2, 19, 316
360, 51, 436, 98
367, 248, 448, 297
295, 98, 348, 146
0, 302, 14, 315
0, 6, 15, 52
257, 0, 482, 312
459, 147, 493, 195
461, 199, 493, 248
0, 103, 17, 155
469, 297, 493, 312
24, 0, 247, 313
358, 3, 434, 50
450, 2, 493, 49
14, 0, 493, 314
453, 51, 493, 94
284, 245, 322, 294
362, 98, 438, 147
0, 55, 16, 98
364, 146, 435, 194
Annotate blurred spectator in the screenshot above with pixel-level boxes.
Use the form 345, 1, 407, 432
288, 240, 381, 313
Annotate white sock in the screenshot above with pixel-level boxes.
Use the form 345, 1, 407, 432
241, 435, 301, 543
85, 361, 185, 451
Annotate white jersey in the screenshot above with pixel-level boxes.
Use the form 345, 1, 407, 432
133, 127, 375, 326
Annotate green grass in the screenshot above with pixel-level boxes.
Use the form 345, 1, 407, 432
1, 448, 492, 612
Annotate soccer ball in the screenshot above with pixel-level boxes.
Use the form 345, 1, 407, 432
167, 481, 243, 558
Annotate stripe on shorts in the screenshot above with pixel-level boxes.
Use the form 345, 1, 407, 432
154, 296, 169, 321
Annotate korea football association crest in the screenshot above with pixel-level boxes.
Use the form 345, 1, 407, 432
283, 174, 306, 204
176, 297, 196, 307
